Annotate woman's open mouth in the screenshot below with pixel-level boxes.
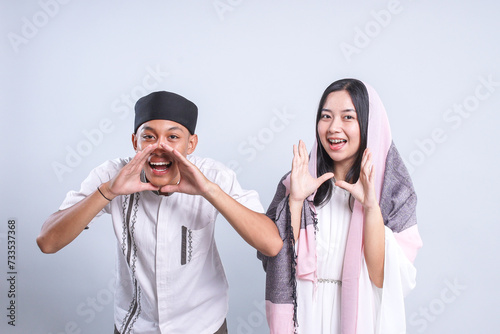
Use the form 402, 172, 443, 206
328, 138, 347, 151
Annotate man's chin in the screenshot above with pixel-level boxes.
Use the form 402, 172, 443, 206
144, 171, 177, 188
148, 178, 171, 188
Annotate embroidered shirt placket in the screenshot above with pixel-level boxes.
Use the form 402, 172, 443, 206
120, 193, 142, 334
156, 195, 169, 332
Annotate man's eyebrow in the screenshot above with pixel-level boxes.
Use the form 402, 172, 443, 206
142, 126, 156, 132
166, 126, 184, 131
142, 126, 185, 132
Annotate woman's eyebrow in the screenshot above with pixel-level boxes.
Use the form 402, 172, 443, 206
321, 108, 355, 112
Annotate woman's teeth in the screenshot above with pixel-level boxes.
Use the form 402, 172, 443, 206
329, 139, 346, 144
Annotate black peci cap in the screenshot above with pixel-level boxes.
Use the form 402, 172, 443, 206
134, 91, 198, 134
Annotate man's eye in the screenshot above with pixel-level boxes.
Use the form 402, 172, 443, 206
143, 135, 155, 140
168, 135, 179, 140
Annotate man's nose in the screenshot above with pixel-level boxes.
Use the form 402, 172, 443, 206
157, 136, 172, 146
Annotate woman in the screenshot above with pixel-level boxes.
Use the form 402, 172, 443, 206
258, 79, 423, 333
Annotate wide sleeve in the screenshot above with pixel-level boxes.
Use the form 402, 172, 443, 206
380, 143, 423, 262
200, 157, 265, 214
58, 158, 127, 225
257, 173, 298, 333
358, 226, 416, 334
356, 143, 422, 333
222, 170, 265, 213
257, 173, 290, 271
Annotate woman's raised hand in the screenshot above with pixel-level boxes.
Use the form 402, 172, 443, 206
336, 148, 378, 209
289, 140, 334, 204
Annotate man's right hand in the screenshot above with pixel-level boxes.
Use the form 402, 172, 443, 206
37, 144, 158, 254
101, 144, 160, 199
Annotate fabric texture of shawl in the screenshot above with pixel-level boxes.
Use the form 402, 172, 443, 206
258, 82, 423, 333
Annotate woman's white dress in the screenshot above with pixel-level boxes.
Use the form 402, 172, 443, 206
296, 186, 416, 333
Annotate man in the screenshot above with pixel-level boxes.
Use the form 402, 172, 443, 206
37, 91, 283, 334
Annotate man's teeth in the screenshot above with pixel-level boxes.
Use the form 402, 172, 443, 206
329, 139, 347, 144
150, 161, 172, 167
150, 162, 170, 165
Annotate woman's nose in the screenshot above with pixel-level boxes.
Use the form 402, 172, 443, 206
328, 118, 341, 133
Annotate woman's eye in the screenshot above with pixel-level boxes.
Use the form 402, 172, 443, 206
321, 114, 331, 119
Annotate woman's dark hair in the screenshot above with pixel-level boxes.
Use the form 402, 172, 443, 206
313, 78, 369, 207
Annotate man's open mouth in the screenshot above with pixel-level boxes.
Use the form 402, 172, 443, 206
149, 161, 173, 172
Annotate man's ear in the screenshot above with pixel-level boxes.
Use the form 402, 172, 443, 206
132, 133, 138, 151
187, 134, 198, 155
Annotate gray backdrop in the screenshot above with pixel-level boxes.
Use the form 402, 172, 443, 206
1, 1, 499, 333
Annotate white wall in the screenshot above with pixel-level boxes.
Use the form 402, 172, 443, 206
1, 1, 499, 333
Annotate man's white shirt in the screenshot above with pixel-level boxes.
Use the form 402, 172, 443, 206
60, 155, 264, 334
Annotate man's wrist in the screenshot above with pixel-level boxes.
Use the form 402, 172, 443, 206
98, 182, 118, 201
202, 181, 220, 200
